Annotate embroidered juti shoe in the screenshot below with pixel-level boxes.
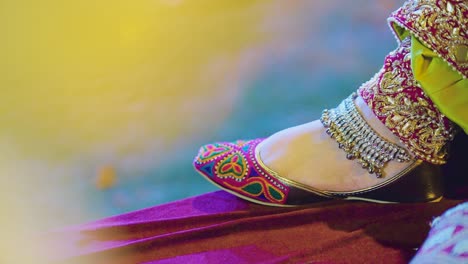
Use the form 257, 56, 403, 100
193, 138, 444, 207
193, 0, 466, 207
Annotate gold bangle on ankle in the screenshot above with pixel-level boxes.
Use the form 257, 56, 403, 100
320, 93, 412, 178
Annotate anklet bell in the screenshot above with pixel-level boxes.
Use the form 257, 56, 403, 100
320, 93, 412, 178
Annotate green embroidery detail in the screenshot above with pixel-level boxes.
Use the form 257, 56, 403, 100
268, 186, 283, 201
199, 144, 230, 162
242, 182, 263, 195
217, 152, 246, 179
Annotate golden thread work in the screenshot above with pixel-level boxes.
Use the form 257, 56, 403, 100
359, 37, 456, 164
388, 0, 468, 78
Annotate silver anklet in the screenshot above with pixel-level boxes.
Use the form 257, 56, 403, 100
320, 93, 412, 178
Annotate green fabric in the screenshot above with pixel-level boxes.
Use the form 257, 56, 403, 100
390, 22, 410, 41
410, 36, 468, 134
390, 23, 468, 133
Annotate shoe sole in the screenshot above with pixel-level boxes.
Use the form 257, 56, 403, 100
196, 170, 299, 207
196, 170, 443, 206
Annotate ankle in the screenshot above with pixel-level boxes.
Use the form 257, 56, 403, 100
354, 95, 408, 151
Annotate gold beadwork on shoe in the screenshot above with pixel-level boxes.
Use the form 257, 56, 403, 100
320, 93, 412, 178
359, 37, 456, 165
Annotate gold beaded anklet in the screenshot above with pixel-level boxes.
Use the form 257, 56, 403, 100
320, 93, 412, 178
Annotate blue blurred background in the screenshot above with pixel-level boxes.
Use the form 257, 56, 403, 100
1, 0, 404, 229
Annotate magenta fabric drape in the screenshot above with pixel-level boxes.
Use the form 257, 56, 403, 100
40, 134, 468, 263
43, 191, 465, 264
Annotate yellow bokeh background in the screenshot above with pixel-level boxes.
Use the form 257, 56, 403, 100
0, 0, 403, 261
1, 0, 272, 159
1, 1, 280, 261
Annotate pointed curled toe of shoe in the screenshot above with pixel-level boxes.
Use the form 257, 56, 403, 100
193, 138, 444, 207
193, 139, 293, 206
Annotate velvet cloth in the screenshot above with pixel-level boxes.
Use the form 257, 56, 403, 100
42, 134, 468, 264
43, 192, 466, 264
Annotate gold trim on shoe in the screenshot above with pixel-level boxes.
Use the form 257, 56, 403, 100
195, 169, 300, 208
255, 140, 442, 204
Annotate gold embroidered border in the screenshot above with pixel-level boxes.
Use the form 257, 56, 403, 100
388, 0, 468, 78
359, 38, 456, 164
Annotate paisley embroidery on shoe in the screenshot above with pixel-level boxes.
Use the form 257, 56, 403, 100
215, 151, 248, 180
194, 138, 289, 205
267, 185, 284, 201
240, 181, 263, 196
224, 178, 286, 204
197, 143, 231, 163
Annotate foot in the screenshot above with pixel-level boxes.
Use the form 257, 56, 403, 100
256, 95, 414, 193
193, 93, 440, 206
193, 2, 458, 205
